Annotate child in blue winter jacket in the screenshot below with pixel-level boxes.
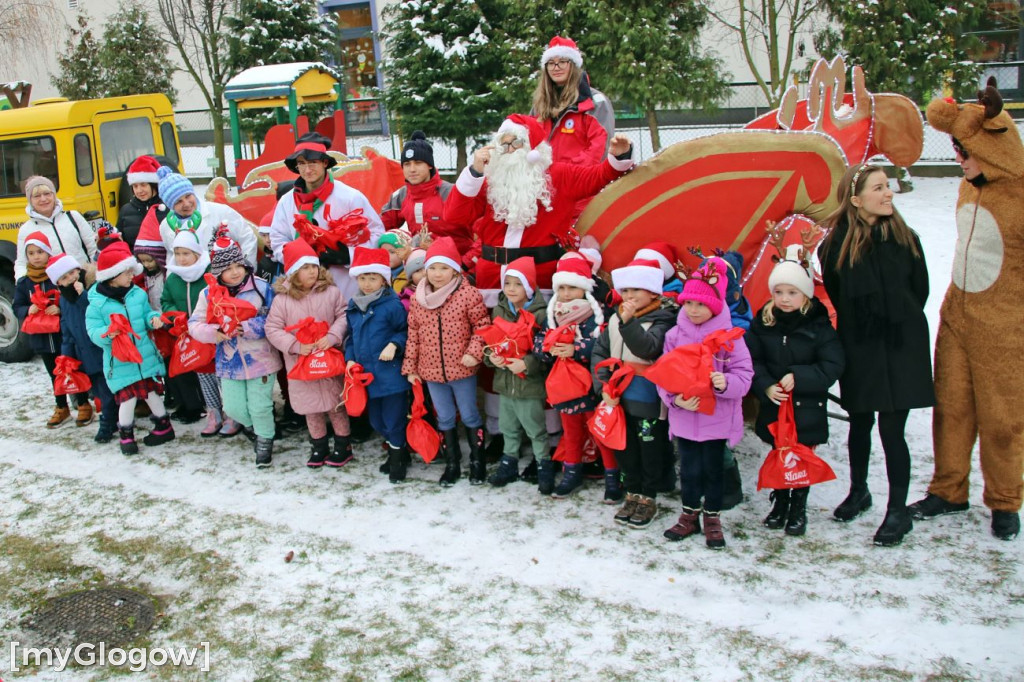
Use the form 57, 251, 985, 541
657, 257, 753, 550
46, 252, 118, 442
85, 241, 174, 455
344, 247, 410, 482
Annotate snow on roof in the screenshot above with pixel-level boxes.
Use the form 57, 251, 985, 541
225, 62, 341, 90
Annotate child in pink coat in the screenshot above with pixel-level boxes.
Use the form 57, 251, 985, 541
265, 240, 351, 468
658, 257, 753, 550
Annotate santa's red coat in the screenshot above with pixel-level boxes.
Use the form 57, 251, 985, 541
444, 155, 631, 305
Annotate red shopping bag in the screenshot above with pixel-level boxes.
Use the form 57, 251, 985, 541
52, 355, 92, 395
587, 359, 636, 450
340, 362, 374, 417
406, 380, 441, 463
204, 273, 257, 335
476, 309, 537, 377
284, 317, 346, 381
165, 311, 216, 376
756, 396, 837, 490
21, 285, 61, 334
102, 313, 143, 363
646, 327, 745, 416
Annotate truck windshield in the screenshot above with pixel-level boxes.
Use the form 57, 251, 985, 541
0, 136, 59, 197
99, 118, 156, 180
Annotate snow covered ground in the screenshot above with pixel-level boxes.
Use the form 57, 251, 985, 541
2, 177, 1022, 680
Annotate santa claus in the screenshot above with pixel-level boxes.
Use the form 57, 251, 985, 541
444, 114, 634, 306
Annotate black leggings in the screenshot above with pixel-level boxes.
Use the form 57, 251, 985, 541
847, 410, 911, 508
40, 352, 89, 409
677, 437, 727, 513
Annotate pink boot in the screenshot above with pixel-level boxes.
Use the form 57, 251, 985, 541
201, 409, 222, 438
219, 417, 242, 438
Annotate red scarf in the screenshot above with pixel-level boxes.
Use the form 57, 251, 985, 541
293, 175, 335, 223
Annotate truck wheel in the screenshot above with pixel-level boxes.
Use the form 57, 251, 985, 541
0, 277, 33, 363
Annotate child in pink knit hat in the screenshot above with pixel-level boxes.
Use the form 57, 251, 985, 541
657, 257, 753, 550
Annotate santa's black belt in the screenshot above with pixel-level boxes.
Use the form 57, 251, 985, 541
481, 243, 564, 266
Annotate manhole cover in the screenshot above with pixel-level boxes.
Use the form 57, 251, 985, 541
21, 587, 156, 648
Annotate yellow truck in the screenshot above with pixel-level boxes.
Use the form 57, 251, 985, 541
0, 91, 181, 361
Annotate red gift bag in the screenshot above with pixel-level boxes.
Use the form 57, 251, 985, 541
284, 317, 346, 381
406, 380, 441, 463
756, 396, 837, 490
21, 285, 61, 334
476, 309, 537, 377
542, 323, 592, 405
646, 327, 745, 416
340, 362, 374, 417
102, 313, 143, 363
53, 355, 92, 395
587, 359, 636, 450
166, 311, 216, 376
204, 273, 258, 335
151, 312, 184, 359
294, 207, 370, 254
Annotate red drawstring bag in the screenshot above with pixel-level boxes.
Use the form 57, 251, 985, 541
151, 311, 183, 359
542, 323, 593, 405
587, 359, 636, 450
284, 317, 346, 381
646, 327, 745, 416
294, 207, 370, 254
204, 273, 258, 335
340, 362, 374, 417
475, 309, 537, 377
756, 396, 837, 490
166, 312, 216, 376
406, 380, 441, 463
52, 355, 92, 395
101, 313, 143, 363
21, 285, 61, 334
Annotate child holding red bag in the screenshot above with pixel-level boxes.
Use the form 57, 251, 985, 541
85, 241, 173, 455
189, 236, 282, 468
402, 237, 490, 487
533, 256, 610, 498
343, 247, 409, 482
14, 232, 91, 427
658, 257, 752, 549
592, 258, 678, 523
266, 240, 351, 468
747, 239, 844, 537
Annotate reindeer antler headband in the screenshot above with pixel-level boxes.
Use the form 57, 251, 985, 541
766, 220, 823, 271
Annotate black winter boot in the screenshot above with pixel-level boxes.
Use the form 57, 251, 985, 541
326, 435, 353, 467
488, 455, 519, 487
537, 458, 556, 495
255, 437, 274, 468
519, 456, 539, 484
466, 425, 486, 485
992, 511, 1020, 541
908, 493, 969, 520
143, 415, 175, 447
485, 433, 504, 464
603, 468, 624, 504
785, 487, 809, 536
388, 443, 407, 483
834, 486, 872, 522
552, 463, 583, 498
307, 435, 330, 468
119, 425, 138, 455
95, 419, 116, 444
439, 428, 462, 487
763, 489, 790, 529
873, 507, 912, 546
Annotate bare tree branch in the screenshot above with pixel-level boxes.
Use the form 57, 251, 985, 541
0, 0, 60, 74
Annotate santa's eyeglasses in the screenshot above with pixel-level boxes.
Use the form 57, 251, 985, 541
499, 139, 525, 152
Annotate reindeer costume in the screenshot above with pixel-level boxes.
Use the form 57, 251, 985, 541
915, 86, 1024, 538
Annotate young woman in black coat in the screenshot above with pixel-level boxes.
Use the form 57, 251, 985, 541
818, 164, 935, 547
748, 236, 844, 537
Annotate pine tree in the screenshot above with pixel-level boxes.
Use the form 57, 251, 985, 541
52, 13, 106, 100
380, 0, 520, 172
818, 1, 986, 104
100, 6, 178, 103
225, 0, 338, 138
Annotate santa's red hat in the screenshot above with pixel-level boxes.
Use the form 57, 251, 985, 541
551, 255, 594, 292
46, 252, 80, 285
96, 240, 143, 282
541, 36, 583, 69
282, 239, 321, 277
349, 246, 392, 284
424, 236, 461, 272
635, 241, 679, 280
258, 210, 274, 235
498, 114, 549, 165
612, 258, 663, 295
133, 208, 166, 267
502, 256, 537, 300
24, 231, 53, 255
127, 155, 160, 185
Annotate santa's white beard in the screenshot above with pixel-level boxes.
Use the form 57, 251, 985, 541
485, 148, 552, 231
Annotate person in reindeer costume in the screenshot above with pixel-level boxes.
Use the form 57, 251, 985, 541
910, 83, 1023, 541
444, 113, 635, 307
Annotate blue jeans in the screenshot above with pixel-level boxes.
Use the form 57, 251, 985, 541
426, 376, 481, 431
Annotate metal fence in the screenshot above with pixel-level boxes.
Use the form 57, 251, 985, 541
173, 86, 985, 180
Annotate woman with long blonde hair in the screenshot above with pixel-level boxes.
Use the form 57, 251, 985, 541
818, 164, 934, 547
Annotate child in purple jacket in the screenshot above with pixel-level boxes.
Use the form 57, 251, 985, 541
657, 257, 753, 550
